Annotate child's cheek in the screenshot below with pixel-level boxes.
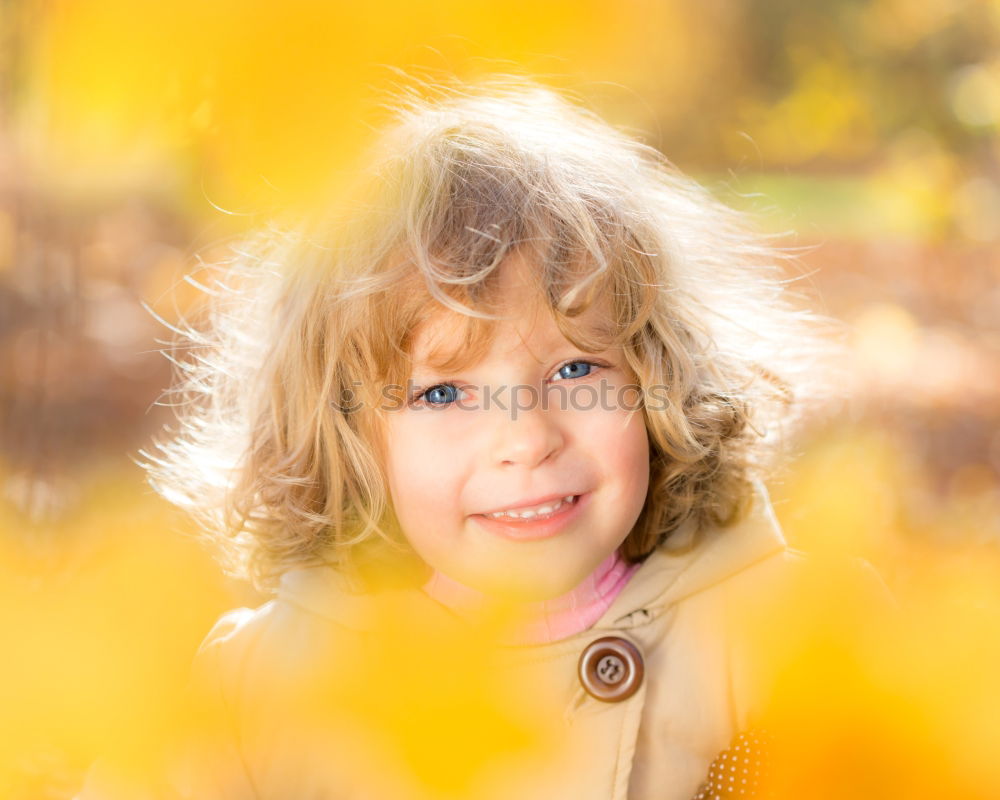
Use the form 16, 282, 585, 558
405, 407, 483, 439
385, 409, 478, 499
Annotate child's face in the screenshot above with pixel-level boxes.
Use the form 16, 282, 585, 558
383, 255, 650, 601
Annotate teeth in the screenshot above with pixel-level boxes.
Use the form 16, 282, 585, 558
487, 495, 576, 520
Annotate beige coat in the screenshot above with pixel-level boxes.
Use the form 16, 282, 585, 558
81, 488, 796, 800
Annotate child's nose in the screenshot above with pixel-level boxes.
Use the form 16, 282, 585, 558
490, 402, 565, 468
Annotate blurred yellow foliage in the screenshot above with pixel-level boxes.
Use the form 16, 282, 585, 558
20, 0, 677, 217
0, 470, 240, 796
749, 550, 1000, 798
742, 58, 874, 165
863, 0, 965, 50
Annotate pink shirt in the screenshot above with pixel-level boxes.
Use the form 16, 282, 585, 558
421, 550, 640, 645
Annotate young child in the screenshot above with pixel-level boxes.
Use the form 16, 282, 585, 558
117, 78, 827, 800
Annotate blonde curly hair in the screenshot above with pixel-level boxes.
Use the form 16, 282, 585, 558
145, 77, 830, 590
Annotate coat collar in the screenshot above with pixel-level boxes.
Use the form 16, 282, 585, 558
277, 483, 787, 636
595, 482, 787, 629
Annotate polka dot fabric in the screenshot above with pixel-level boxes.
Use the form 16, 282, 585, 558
691, 730, 772, 800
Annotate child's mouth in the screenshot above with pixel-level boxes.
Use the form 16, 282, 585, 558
483, 494, 577, 521
472, 494, 587, 541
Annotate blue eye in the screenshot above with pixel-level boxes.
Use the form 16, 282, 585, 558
555, 361, 596, 380
422, 384, 459, 405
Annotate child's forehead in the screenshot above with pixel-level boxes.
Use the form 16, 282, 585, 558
408, 298, 616, 371
410, 306, 546, 361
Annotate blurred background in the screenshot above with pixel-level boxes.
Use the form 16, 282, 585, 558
1, 1, 998, 797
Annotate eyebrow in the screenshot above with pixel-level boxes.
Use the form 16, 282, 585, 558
411, 341, 619, 380
408, 309, 621, 372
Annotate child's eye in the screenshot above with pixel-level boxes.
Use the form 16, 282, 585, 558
551, 360, 601, 381
415, 383, 460, 406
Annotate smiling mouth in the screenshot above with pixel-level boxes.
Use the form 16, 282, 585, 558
481, 495, 579, 521
472, 493, 588, 542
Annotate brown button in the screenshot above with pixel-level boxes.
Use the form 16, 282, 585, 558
578, 636, 644, 702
